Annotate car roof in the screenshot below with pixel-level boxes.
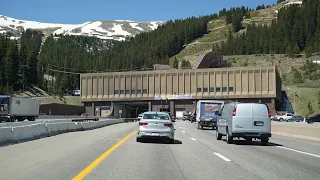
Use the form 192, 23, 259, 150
143, 111, 169, 115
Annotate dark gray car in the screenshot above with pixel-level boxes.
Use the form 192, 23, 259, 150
290, 115, 304, 122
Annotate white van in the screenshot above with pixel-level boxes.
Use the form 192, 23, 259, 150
216, 102, 271, 146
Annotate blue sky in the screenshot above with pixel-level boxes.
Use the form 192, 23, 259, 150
1, 0, 276, 23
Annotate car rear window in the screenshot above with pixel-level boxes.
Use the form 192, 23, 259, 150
236, 103, 252, 116
252, 104, 269, 117
143, 113, 170, 120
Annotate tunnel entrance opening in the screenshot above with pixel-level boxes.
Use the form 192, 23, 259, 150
119, 101, 149, 118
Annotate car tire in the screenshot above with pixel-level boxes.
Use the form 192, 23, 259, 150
261, 138, 269, 146
216, 129, 222, 140
226, 129, 233, 144
136, 138, 142, 142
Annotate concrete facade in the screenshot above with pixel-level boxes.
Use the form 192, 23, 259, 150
80, 66, 282, 117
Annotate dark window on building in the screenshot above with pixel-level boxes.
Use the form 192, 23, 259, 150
142, 89, 147, 94
209, 87, 215, 92
197, 88, 202, 93
222, 87, 228, 92
120, 90, 124, 94
216, 87, 221, 92
203, 88, 208, 92
137, 89, 142, 94
125, 90, 130, 94
114, 90, 119, 94
229, 87, 234, 92
131, 90, 136, 94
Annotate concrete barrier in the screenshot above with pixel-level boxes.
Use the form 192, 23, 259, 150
59, 123, 69, 133
46, 123, 61, 136
75, 122, 83, 131
12, 125, 34, 143
0, 127, 14, 145
0, 119, 125, 146
31, 123, 49, 139
0, 124, 8, 128
272, 122, 320, 142
66, 122, 78, 132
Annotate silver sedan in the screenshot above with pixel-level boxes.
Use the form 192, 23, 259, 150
136, 111, 175, 143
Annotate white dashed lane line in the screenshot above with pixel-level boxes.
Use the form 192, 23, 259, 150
277, 146, 320, 158
213, 152, 232, 162
182, 131, 185, 133
190, 137, 197, 141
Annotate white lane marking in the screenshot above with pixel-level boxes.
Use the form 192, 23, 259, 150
277, 146, 320, 158
214, 152, 232, 162
182, 131, 185, 133
179, 127, 182, 129
191, 137, 197, 141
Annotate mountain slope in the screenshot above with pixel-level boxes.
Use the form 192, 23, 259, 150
0, 15, 164, 41
170, 0, 302, 64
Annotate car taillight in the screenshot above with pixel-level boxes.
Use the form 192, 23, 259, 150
139, 122, 148, 126
268, 109, 271, 117
164, 123, 173, 127
232, 108, 237, 116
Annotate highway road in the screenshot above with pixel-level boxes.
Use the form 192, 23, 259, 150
0, 121, 320, 180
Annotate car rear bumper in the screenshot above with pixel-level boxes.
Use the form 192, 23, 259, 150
199, 121, 217, 126
137, 130, 174, 139
231, 132, 271, 138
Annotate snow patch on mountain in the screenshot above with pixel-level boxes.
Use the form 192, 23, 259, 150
0, 15, 164, 41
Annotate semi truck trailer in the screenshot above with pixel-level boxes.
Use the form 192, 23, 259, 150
0, 96, 40, 122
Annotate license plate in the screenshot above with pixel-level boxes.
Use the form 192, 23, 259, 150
254, 121, 264, 126
151, 133, 160, 136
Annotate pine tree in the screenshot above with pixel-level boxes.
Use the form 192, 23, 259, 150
173, 57, 179, 69
307, 101, 314, 116
5, 40, 19, 90
180, 59, 191, 68
317, 91, 320, 109
232, 11, 242, 33
226, 12, 232, 25
292, 67, 303, 83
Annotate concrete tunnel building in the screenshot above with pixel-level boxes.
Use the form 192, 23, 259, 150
80, 66, 282, 118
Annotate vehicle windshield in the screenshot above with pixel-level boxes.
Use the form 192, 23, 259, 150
143, 113, 170, 120
0, 96, 9, 105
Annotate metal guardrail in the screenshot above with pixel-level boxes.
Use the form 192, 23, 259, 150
71, 118, 99, 122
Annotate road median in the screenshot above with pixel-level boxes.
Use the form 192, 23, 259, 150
272, 122, 320, 142
0, 119, 125, 147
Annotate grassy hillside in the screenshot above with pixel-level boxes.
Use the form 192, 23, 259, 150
14, 86, 82, 106
170, 3, 283, 64
171, 2, 320, 116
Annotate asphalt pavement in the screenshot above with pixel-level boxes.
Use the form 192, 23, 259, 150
0, 120, 320, 180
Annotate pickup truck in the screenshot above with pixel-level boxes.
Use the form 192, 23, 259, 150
275, 113, 294, 122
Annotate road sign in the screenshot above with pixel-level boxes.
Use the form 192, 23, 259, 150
119, 109, 122, 114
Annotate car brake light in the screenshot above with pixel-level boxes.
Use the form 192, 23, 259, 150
139, 122, 148, 126
164, 123, 173, 127
232, 107, 237, 116
268, 109, 271, 117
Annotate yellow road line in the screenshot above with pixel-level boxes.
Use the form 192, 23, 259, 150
72, 131, 136, 180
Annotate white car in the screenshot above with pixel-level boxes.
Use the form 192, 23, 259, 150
136, 111, 175, 143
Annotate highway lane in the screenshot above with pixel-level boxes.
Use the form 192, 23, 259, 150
0, 121, 319, 180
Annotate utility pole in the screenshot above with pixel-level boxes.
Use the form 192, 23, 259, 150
293, 87, 296, 114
